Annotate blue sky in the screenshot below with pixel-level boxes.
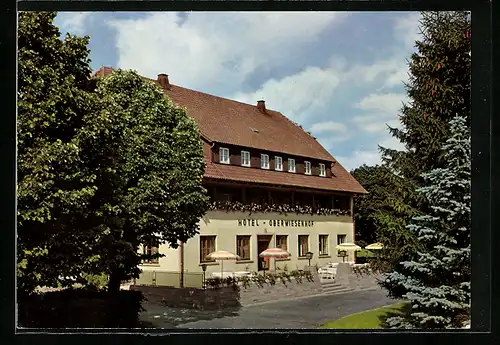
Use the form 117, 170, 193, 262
54, 11, 421, 171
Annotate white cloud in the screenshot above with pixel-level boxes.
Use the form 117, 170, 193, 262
107, 12, 347, 94
57, 12, 92, 35
379, 135, 406, 152
337, 13, 420, 91
309, 121, 347, 134
393, 12, 421, 51
309, 121, 351, 149
336, 134, 406, 171
354, 93, 406, 114
104, 11, 419, 171
351, 92, 406, 134
233, 66, 341, 123
336, 150, 381, 172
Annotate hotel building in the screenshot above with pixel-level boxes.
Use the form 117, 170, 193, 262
94, 67, 367, 276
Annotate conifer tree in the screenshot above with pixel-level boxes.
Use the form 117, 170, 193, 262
375, 11, 471, 282
385, 115, 471, 329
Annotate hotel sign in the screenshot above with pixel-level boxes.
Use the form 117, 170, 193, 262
237, 219, 315, 227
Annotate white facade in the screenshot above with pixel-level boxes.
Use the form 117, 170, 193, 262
139, 210, 355, 276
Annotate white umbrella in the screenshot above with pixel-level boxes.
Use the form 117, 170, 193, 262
259, 248, 291, 271
206, 250, 240, 278
336, 243, 362, 251
365, 242, 384, 250
336, 243, 361, 262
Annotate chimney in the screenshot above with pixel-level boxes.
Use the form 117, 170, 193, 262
257, 100, 266, 113
157, 73, 170, 89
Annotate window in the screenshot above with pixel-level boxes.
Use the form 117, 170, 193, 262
337, 234, 347, 257
337, 234, 347, 244
298, 235, 309, 257
288, 158, 296, 173
319, 235, 329, 256
276, 235, 288, 251
275, 156, 283, 171
219, 148, 229, 164
319, 163, 326, 177
304, 161, 311, 175
200, 236, 216, 262
261, 154, 269, 169
236, 235, 251, 260
241, 151, 250, 167
142, 240, 160, 264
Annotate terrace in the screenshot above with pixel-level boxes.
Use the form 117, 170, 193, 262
205, 183, 352, 217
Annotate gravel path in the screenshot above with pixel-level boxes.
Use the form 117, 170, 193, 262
139, 288, 399, 329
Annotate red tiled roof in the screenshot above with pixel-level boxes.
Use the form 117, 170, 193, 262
163, 85, 335, 162
92, 66, 114, 78
92, 67, 367, 194
204, 159, 366, 193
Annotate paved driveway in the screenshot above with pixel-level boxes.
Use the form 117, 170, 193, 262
140, 289, 398, 329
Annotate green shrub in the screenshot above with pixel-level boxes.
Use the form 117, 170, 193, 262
82, 272, 109, 290
17, 288, 145, 328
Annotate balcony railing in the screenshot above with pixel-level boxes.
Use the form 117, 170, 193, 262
209, 200, 351, 216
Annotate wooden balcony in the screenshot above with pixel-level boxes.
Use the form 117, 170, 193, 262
204, 182, 352, 217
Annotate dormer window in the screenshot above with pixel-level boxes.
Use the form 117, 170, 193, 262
275, 156, 283, 171
305, 161, 311, 175
288, 158, 296, 173
241, 151, 250, 167
261, 154, 269, 169
219, 147, 229, 164
319, 163, 326, 177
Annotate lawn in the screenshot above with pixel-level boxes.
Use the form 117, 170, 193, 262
318, 303, 409, 329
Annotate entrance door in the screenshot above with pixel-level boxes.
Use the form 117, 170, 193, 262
257, 235, 272, 271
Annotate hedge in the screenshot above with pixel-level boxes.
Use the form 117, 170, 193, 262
18, 288, 145, 328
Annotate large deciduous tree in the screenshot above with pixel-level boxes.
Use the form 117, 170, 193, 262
79, 69, 210, 292
17, 11, 97, 294
384, 115, 471, 329
351, 165, 392, 248
17, 12, 210, 294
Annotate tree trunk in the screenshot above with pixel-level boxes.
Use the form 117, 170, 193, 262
108, 272, 121, 293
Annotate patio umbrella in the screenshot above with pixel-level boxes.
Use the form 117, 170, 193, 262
259, 248, 291, 271
365, 242, 384, 250
335, 243, 361, 262
206, 250, 240, 278
336, 243, 362, 251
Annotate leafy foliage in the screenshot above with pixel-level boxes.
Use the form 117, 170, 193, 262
17, 12, 98, 294
18, 289, 145, 328
351, 165, 395, 248
74, 69, 211, 291
383, 116, 471, 329
204, 270, 313, 290
350, 165, 422, 272
210, 200, 351, 216
17, 12, 210, 294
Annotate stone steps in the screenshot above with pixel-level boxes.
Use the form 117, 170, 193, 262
320, 281, 353, 295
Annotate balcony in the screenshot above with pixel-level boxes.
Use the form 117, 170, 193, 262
208, 200, 351, 217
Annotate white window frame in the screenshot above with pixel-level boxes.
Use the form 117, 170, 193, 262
305, 161, 311, 175
275, 156, 283, 171
319, 234, 329, 256
219, 147, 230, 164
200, 235, 217, 263
236, 235, 251, 261
241, 150, 250, 167
298, 234, 309, 257
288, 158, 296, 173
261, 154, 270, 169
319, 163, 326, 177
